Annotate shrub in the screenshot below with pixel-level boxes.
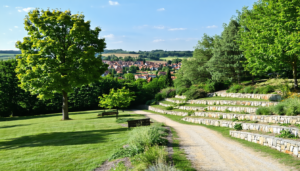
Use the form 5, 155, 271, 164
219, 115, 223, 119
155, 93, 164, 101
272, 104, 285, 115
176, 87, 188, 95
277, 130, 297, 138
242, 86, 255, 94
160, 87, 176, 98
203, 80, 216, 93
166, 106, 173, 110
260, 85, 275, 94
146, 99, 157, 105
178, 103, 186, 106
187, 110, 194, 116
234, 123, 243, 130
253, 88, 260, 94
226, 84, 243, 93
184, 87, 207, 100
232, 118, 238, 122
256, 107, 272, 115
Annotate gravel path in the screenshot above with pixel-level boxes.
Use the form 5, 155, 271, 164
133, 110, 293, 171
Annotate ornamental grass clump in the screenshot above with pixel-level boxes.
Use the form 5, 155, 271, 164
226, 84, 243, 93
271, 96, 300, 116
256, 107, 272, 115
109, 125, 168, 160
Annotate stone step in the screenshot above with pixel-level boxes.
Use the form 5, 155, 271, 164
230, 131, 300, 158
194, 112, 300, 124
182, 117, 299, 136
148, 106, 188, 116
175, 92, 282, 101
166, 98, 279, 107
159, 102, 258, 113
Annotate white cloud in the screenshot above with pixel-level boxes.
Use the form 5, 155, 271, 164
153, 26, 165, 29
4, 5, 9, 7
168, 28, 186, 31
9, 29, 12, 31
14, 26, 18, 28
103, 34, 114, 39
16, 7, 34, 12
109, 1, 119, 5
153, 39, 165, 43
206, 25, 217, 29
157, 8, 165, 11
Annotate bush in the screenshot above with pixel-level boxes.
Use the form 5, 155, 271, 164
109, 125, 168, 160
259, 85, 275, 94
226, 84, 243, 93
242, 86, 255, 94
155, 93, 164, 101
160, 87, 176, 98
166, 106, 173, 110
234, 123, 243, 130
203, 80, 216, 93
176, 87, 188, 95
146, 99, 157, 105
272, 104, 285, 115
219, 115, 223, 119
184, 87, 207, 100
232, 118, 238, 122
277, 130, 297, 138
256, 107, 272, 115
187, 110, 194, 116
253, 88, 260, 94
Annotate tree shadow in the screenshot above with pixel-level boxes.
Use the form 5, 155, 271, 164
0, 124, 32, 129
0, 127, 128, 150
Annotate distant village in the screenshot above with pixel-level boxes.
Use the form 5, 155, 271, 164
102, 60, 182, 81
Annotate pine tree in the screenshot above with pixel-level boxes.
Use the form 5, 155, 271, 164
207, 20, 245, 83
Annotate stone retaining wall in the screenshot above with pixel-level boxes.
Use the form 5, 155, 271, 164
159, 102, 257, 113
230, 131, 300, 157
182, 117, 299, 136
176, 93, 281, 101
148, 106, 188, 116
194, 112, 300, 124
167, 98, 278, 107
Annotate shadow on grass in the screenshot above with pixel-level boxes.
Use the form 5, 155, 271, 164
0, 110, 106, 122
0, 124, 32, 129
0, 127, 128, 150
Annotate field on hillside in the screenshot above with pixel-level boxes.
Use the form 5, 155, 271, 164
0, 53, 16, 60
160, 56, 192, 60
101, 53, 140, 58
0, 110, 145, 171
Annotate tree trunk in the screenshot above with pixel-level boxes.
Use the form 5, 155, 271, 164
62, 90, 69, 120
292, 61, 298, 90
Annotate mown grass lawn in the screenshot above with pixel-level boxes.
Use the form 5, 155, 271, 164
0, 110, 145, 171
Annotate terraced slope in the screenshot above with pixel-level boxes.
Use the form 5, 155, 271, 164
149, 93, 300, 159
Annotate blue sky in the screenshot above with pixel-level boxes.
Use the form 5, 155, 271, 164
1, 0, 257, 51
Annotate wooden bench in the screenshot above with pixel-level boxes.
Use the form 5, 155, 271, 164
127, 118, 151, 128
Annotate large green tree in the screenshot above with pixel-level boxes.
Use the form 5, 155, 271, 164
207, 20, 245, 83
175, 34, 214, 86
15, 9, 108, 120
239, 1, 300, 89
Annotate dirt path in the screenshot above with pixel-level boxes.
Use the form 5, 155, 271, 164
133, 110, 294, 171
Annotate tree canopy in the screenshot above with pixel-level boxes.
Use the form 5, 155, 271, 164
98, 87, 135, 110
15, 9, 108, 120
239, 1, 300, 89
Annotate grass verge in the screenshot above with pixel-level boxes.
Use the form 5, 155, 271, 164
143, 110, 300, 169
0, 110, 145, 171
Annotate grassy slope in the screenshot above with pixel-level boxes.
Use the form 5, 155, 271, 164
0, 110, 145, 171
144, 110, 300, 169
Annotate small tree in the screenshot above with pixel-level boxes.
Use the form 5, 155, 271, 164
99, 87, 135, 114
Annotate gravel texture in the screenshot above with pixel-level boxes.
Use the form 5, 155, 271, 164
133, 110, 294, 171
